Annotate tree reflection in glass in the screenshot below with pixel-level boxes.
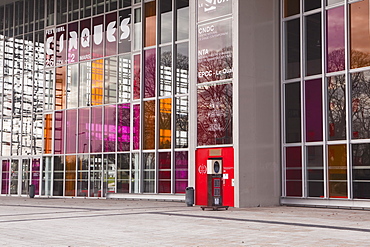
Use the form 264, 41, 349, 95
327, 75, 346, 141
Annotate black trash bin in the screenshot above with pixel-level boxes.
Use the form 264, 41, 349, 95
185, 187, 194, 207
29, 184, 35, 198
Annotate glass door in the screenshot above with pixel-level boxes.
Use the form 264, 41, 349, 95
10, 159, 19, 195
21, 159, 31, 195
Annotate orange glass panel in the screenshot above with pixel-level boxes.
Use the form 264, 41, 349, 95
328, 144, 347, 198
44, 114, 53, 154
144, 100, 155, 150
159, 98, 171, 149
55, 66, 67, 110
145, 1, 156, 47
65, 155, 76, 196
92, 59, 104, 105
350, 0, 370, 69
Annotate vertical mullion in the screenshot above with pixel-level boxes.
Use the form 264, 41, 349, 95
344, 0, 351, 200
280, 0, 286, 197
322, 2, 328, 199
300, 0, 305, 198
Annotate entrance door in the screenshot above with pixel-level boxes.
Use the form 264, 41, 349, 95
8, 159, 31, 196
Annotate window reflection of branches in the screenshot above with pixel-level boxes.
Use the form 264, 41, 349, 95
327, 75, 346, 141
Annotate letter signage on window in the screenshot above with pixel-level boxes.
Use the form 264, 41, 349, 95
105, 12, 118, 56
56, 25, 67, 65
197, 18, 233, 83
68, 22, 79, 64
119, 9, 131, 54
80, 19, 91, 61
45, 28, 55, 67
198, 0, 232, 22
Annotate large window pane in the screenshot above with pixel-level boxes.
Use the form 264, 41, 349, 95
327, 6, 345, 73
104, 57, 118, 104
160, 0, 172, 44
79, 62, 91, 107
350, 0, 370, 69
328, 144, 347, 198
307, 146, 324, 198
77, 154, 88, 196
143, 100, 155, 150
352, 71, 370, 139
92, 59, 103, 106
104, 105, 116, 152
145, 1, 156, 47
159, 98, 171, 149
65, 155, 76, 196
304, 0, 320, 12
144, 49, 156, 98
55, 66, 67, 110
159, 152, 171, 193
176, 42, 188, 94
143, 152, 155, 193
285, 19, 300, 79
197, 83, 233, 146
176, 0, 188, 41
66, 109, 77, 154
175, 151, 188, 193
284, 0, 299, 17
176, 97, 188, 148
285, 82, 301, 143
305, 79, 322, 142
285, 146, 302, 197
78, 108, 89, 153
117, 153, 130, 193
67, 64, 79, 108
160, 46, 172, 96
352, 144, 370, 199
91, 107, 103, 153
53, 156, 64, 196
328, 75, 346, 141
305, 13, 322, 76
118, 54, 131, 103
118, 104, 130, 151
54, 111, 64, 154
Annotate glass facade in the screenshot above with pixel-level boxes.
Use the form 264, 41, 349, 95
0, 0, 189, 197
282, 0, 370, 200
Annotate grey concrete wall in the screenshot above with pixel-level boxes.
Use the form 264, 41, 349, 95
234, 0, 281, 207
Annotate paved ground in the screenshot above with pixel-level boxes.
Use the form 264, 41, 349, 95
0, 197, 370, 246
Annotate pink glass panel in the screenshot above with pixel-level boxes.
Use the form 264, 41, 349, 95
93, 15, 104, 59
91, 107, 103, 153
80, 19, 91, 61
105, 12, 117, 56
327, 6, 345, 73
68, 22, 79, 64
175, 151, 188, 193
54, 111, 64, 154
285, 146, 302, 197
133, 54, 140, 100
104, 105, 116, 152
66, 109, 77, 154
133, 104, 140, 150
31, 159, 40, 195
144, 49, 156, 98
78, 108, 90, 153
305, 79, 323, 142
118, 103, 130, 151
1, 160, 9, 194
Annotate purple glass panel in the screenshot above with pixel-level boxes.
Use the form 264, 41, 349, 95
305, 79, 323, 142
54, 111, 64, 154
118, 103, 130, 151
327, 6, 345, 73
31, 159, 40, 195
175, 151, 188, 193
78, 108, 90, 153
1, 160, 9, 194
286, 146, 302, 197
91, 107, 103, 153
144, 49, 156, 98
66, 109, 77, 154
104, 105, 117, 152
133, 104, 140, 150
159, 152, 171, 193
